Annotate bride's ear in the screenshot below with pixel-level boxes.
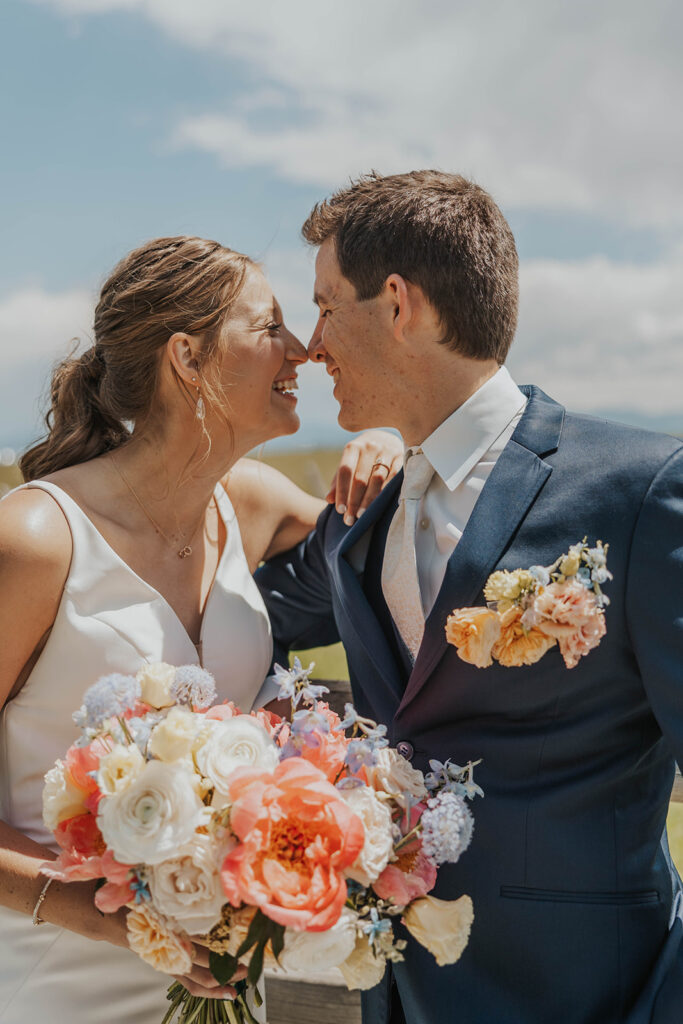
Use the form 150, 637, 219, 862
166, 332, 203, 384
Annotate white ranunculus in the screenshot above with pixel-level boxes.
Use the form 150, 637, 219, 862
97, 760, 205, 865
42, 761, 87, 831
364, 747, 428, 806
149, 706, 203, 763
194, 717, 279, 806
136, 662, 176, 710
148, 833, 227, 936
342, 785, 394, 887
279, 909, 358, 972
339, 934, 387, 991
97, 743, 145, 796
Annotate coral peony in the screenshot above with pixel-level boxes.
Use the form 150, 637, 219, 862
220, 758, 364, 932
373, 841, 437, 908
491, 606, 556, 667
445, 607, 502, 668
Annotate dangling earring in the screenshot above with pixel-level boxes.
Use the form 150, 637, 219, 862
191, 376, 205, 421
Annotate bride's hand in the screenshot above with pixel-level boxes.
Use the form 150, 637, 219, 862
327, 429, 403, 526
172, 943, 247, 1000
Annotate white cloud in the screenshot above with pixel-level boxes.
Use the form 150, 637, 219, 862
509, 250, 683, 418
0, 287, 94, 446
34, 0, 683, 228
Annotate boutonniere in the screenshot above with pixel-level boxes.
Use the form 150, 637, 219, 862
445, 539, 612, 670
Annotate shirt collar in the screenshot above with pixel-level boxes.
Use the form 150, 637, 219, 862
418, 366, 527, 492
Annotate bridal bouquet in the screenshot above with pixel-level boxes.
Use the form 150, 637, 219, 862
41, 660, 480, 1024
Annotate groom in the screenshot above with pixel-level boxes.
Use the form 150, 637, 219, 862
256, 171, 683, 1023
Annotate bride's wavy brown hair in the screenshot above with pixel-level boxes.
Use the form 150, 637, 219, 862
20, 236, 252, 481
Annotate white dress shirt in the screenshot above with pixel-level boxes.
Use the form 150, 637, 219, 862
410, 366, 527, 615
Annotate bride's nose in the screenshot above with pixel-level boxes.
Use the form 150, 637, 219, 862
284, 328, 308, 365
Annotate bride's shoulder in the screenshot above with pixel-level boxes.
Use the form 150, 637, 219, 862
0, 485, 72, 571
222, 458, 307, 516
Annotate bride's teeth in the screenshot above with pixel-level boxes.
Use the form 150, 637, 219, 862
273, 379, 298, 393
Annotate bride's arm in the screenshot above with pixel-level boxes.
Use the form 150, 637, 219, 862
0, 492, 236, 998
228, 429, 403, 566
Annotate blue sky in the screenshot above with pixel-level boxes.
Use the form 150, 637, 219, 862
1, 0, 682, 453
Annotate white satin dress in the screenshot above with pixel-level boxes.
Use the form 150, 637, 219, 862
0, 480, 277, 1023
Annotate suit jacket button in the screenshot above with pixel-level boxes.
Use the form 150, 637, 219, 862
397, 741, 414, 760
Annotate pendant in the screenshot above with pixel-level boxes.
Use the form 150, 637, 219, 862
178, 546, 192, 559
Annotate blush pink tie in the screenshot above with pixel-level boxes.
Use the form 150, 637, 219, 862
381, 449, 434, 660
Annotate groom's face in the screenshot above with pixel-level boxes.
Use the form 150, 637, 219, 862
309, 239, 395, 432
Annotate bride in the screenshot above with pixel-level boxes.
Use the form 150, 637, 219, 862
0, 236, 401, 1023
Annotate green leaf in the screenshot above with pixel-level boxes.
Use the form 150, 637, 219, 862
209, 951, 239, 986
269, 922, 285, 964
234, 909, 269, 960
247, 940, 265, 988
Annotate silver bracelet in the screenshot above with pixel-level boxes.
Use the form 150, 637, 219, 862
32, 877, 53, 926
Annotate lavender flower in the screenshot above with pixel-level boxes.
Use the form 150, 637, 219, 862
269, 658, 326, 708
290, 708, 331, 748
170, 666, 216, 709
73, 673, 141, 729
420, 791, 474, 865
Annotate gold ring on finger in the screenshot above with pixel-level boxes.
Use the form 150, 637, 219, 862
372, 461, 391, 473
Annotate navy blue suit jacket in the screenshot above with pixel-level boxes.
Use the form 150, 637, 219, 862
256, 387, 683, 1024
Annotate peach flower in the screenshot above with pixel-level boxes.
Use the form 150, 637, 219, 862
127, 904, 194, 975
43, 812, 135, 909
534, 579, 606, 668
445, 607, 502, 668
373, 841, 437, 908
491, 606, 556, 667
220, 759, 364, 932
403, 893, 473, 966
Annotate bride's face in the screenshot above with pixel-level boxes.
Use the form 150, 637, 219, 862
209, 265, 308, 448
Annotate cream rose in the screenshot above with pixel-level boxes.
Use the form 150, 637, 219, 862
194, 717, 279, 806
148, 833, 227, 936
279, 909, 358, 972
339, 934, 387, 991
149, 706, 203, 763
136, 662, 176, 710
97, 743, 145, 796
42, 761, 87, 831
127, 904, 194, 975
97, 760, 205, 865
402, 894, 473, 966
342, 785, 393, 887
364, 747, 428, 806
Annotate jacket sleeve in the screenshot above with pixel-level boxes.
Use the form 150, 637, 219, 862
255, 504, 341, 666
625, 445, 683, 769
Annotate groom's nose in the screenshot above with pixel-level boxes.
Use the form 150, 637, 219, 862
308, 318, 327, 362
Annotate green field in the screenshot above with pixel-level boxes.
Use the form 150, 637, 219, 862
3, 449, 683, 872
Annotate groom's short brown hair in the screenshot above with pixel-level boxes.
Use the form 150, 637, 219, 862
302, 170, 519, 362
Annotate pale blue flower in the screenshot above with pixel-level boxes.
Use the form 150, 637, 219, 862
420, 791, 474, 865
336, 776, 365, 790
73, 673, 141, 729
345, 738, 378, 774
337, 703, 360, 731
268, 658, 323, 708
171, 666, 216, 708
529, 565, 550, 586
361, 908, 391, 942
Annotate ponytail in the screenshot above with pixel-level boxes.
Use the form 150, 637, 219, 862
19, 347, 129, 481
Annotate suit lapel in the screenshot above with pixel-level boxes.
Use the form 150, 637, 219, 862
329, 472, 406, 716
400, 386, 565, 710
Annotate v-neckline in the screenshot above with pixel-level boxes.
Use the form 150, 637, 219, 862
31, 479, 234, 660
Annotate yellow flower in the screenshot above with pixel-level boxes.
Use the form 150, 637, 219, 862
402, 894, 474, 966
338, 934, 387, 990
491, 606, 556, 667
445, 607, 501, 668
559, 550, 581, 577
483, 569, 536, 607
137, 662, 176, 710
149, 706, 202, 763
97, 743, 144, 796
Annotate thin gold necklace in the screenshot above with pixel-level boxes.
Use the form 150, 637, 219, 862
111, 453, 211, 559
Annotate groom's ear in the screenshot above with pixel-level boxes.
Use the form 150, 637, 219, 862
385, 274, 434, 346
385, 273, 412, 342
